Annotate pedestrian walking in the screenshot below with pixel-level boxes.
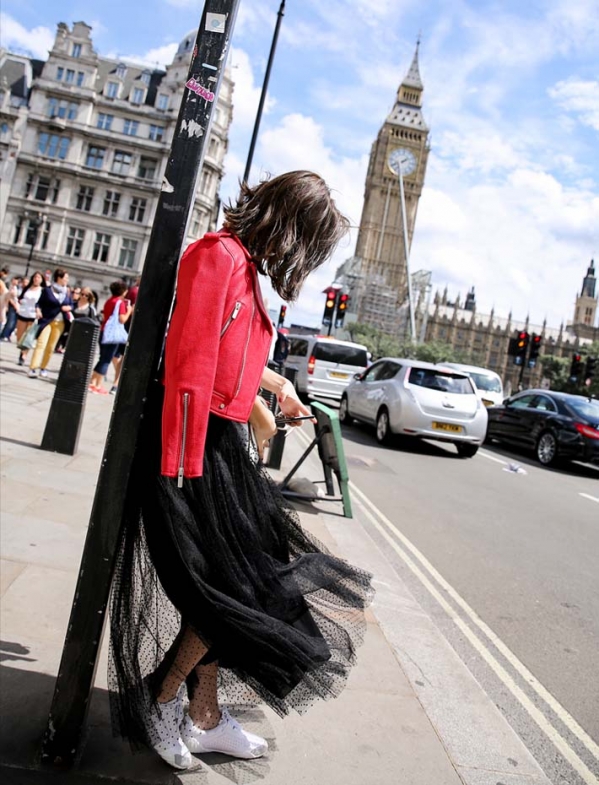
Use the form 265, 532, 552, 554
72, 288, 99, 322
0, 277, 21, 341
55, 285, 82, 354
28, 268, 73, 378
16, 271, 46, 366
88, 281, 132, 395
109, 171, 373, 771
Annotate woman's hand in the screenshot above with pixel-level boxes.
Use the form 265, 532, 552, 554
248, 396, 277, 459
61, 305, 72, 312
277, 379, 315, 425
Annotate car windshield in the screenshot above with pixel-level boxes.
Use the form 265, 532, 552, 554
408, 368, 473, 394
469, 372, 502, 393
566, 398, 599, 421
313, 343, 368, 367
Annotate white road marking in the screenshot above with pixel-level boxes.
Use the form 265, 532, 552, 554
347, 480, 599, 776
479, 449, 509, 465
579, 493, 599, 504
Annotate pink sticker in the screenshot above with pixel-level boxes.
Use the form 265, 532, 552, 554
185, 78, 215, 103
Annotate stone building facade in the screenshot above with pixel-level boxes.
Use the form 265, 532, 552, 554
421, 261, 598, 393
0, 21, 233, 295
337, 43, 429, 333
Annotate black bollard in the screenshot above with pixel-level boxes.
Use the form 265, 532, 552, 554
41, 318, 99, 456
266, 365, 298, 470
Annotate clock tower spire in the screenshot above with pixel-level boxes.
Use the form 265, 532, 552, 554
351, 41, 430, 333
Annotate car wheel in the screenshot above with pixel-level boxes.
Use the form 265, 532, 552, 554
536, 430, 558, 466
456, 443, 479, 458
376, 407, 392, 444
339, 395, 353, 425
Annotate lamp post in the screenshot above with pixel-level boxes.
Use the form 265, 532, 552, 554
23, 210, 46, 278
387, 151, 417, 342
243, 0, 286, 183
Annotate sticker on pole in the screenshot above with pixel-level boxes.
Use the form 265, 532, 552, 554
185, 78, 215, 102
206, 13, 226, 34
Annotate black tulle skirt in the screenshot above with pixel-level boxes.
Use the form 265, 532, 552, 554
109, 385, 374, 749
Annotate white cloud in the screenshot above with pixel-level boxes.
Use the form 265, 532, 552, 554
228, 47, 274, 130
0, 13, 54, 59
103, 43, 178, 70
548, 78, 599, 131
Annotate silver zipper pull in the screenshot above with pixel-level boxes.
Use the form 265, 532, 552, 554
231, 302, 242, 319
177, 467, 184, 488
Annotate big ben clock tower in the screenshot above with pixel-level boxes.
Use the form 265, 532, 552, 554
353, 42, 429, 332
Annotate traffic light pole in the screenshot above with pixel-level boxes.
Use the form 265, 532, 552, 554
397, 164, 417, 342
40, 0, 240, 767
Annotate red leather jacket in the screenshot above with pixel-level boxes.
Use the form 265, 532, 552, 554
161, 231, 273, 482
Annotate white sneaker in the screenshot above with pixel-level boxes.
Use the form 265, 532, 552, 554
40, 369, 49, 378
181, 708, 268, 759
28, 369, 38, 378
145, 688, 194, 770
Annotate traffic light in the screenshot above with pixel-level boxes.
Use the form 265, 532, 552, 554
570, 353, 584, 381
322, 287, 338, 326
277, 304, 287, 328
585, 356, 597, 382
514, 331, 530, 366
528, 333, 542, 368
335, 293, 350, 327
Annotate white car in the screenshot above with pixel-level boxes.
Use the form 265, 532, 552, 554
339, 358, 488, 457
285, 335, 369, 401
442, 363, 504, 407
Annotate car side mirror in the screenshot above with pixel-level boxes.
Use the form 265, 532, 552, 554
503, 397, 512, 406
354, 372, 363, 381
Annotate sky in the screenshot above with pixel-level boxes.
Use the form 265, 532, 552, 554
1, 0, 599, 330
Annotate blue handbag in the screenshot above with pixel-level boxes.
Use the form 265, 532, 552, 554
101, 302, 128, 344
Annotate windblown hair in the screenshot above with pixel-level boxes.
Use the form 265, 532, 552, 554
110, 280, 128, 296
20, 271, 46, 298
223, 171, 350, 301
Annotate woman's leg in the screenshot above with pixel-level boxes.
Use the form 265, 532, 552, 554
189, 661, 220, 730
30, 325, 51, 370
41, 319, 65, 369
16, 320, 30, 362
90, 342, 118, 389
157, 626, 209, 703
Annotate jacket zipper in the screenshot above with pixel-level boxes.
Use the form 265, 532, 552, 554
234, 298, 255, 399
220, 301, 242, 339
177, 392, 190, 488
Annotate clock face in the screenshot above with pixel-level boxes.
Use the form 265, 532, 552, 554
388, 147, 417, 176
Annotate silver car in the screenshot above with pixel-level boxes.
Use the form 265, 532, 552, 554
339, 358, 488, 457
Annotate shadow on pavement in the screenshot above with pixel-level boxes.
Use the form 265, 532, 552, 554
339, 422, 460, 459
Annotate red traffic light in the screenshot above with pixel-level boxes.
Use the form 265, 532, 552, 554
573, 353, 581, 362
338, 293, 349, 311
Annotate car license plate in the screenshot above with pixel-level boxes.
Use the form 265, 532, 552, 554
482, 399, 494, 407
432, 422, 463, 433
330, 371, 349, 379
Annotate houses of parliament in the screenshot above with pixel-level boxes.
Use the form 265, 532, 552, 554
336, 43, 597, 391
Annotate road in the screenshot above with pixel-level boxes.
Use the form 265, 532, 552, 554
328, 419, 599, 784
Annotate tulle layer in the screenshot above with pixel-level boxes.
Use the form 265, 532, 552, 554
109, 386, 373, 749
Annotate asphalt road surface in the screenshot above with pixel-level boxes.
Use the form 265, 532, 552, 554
336, 420, 599, 785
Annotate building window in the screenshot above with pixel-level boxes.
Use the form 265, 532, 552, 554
47, 98, 78, 120
208, 136, 219, 158
25, 173, 34, 197
40, 222, 51, 250
118, 238, 138, 269
76, 71, 85, 87
85, 145, 105, 169
116, 64, 127, 79
97, 113, 113, 130
123, 119, 139, 136
129, 197, 147, 223
72, 43, 82, 57
92, 233, 112, 263
200, 169, 214, 197
103, 191, 121, 217
13, 216, 24, 244
112, 150, 132, 176
38, 133, 70, 159
65, 227, 85, 257
106, 81, 119, 99
138, 156, 157, 180
141, 71, 151, 86
57, 66, 64, 81
34, 176, 51, 202
65, 69, 75, 84
131, 87, 145, 105
26, 174, 60, 203
156, 94, 168, 111
76, 185, 94, 211
148, 124, 164, 142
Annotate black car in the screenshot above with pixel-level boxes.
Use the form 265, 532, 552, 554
486, 390, 599, 466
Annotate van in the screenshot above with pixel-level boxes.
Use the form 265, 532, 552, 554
442, 363, 504, 407
285, 335, 369, 401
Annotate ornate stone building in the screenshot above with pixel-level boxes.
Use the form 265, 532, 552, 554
421, 261, 597, 393
337, 43, 429, 333
0, 21, 232, 295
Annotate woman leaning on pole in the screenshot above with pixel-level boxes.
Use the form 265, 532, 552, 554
109, 171, 374, 770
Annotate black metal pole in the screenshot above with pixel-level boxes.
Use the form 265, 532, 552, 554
242, 0, 285, 182
40, 0, 240, 767
25, 239, 35, 278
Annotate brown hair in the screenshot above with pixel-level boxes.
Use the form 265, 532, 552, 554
79, 287, 95, 302
110, 280, 128, 296
223, 171, 350, 301
53, 268, 68, 282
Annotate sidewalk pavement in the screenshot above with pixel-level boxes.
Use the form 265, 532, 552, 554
0, 342, 551, 785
